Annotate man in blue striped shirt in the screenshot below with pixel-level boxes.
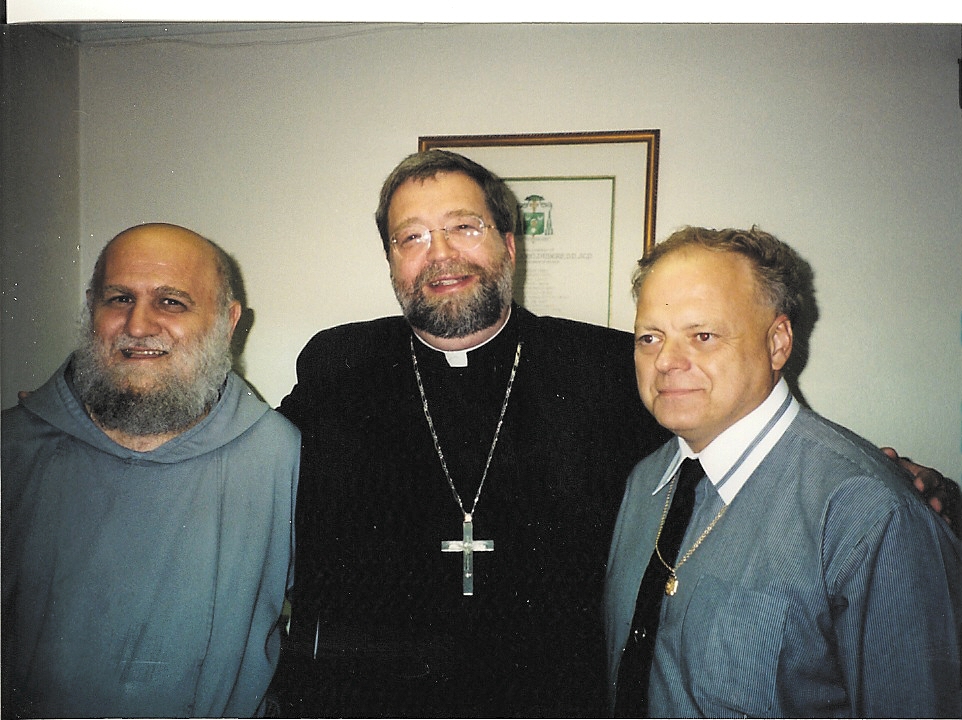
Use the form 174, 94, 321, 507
605, 226, 961, 717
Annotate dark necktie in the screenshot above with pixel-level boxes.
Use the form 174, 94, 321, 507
613, 458, 704, 717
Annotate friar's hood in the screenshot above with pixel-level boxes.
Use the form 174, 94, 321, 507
17, 357, 270, 463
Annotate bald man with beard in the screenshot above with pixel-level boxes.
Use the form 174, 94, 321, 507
1, 224, 300, 718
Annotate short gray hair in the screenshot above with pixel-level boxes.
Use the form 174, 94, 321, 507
632, 225, 810, 325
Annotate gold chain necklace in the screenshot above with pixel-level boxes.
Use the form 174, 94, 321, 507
653, 468, 728, 597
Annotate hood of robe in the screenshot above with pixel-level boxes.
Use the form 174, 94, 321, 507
17, 356, 270, 463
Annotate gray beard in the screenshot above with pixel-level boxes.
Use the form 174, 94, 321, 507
72, 313, 233, 437
393, 254, 513, 339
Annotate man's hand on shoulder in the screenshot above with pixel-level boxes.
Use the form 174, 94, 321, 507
882, 447, 961, 536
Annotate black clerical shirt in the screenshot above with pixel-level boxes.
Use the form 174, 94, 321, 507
275, 305, 668, 717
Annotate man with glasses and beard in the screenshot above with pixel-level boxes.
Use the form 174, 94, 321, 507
273, 150, 670, 717
2, 223, 300, 718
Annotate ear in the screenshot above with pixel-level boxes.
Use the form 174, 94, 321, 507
227, 300, 243, 338
768, 314, 793, 373
503, 231, 517, 265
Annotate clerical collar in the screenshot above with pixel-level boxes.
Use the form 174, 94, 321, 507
413, 306, 513, 368
654, 379, 799, 505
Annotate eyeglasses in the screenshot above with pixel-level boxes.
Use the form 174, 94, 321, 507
390, 215, 491, 255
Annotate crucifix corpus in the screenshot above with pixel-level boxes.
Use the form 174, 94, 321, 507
441, 514, 493, 596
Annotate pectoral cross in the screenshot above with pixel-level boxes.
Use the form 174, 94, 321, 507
441, 513, 493, 596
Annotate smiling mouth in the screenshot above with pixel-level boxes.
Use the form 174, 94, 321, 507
425, 273, 476, 291
121, 348, 168, 359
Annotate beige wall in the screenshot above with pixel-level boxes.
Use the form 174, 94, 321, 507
3, 23, 960, 481
1, 25, 81, 405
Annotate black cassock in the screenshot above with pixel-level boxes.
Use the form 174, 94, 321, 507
274, 305, 667, 717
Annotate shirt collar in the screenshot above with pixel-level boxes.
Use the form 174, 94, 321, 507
413, 306, 513, 368
653, 378, 799, 505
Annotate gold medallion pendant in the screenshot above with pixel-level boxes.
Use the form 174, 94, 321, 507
654, 479, 729, 599
665, 575, 679, 596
